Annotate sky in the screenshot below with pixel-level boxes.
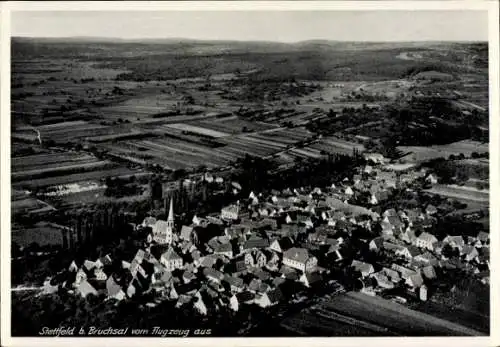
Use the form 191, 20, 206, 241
11, 10, 488, 42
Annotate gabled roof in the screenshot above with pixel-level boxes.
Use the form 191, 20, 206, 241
106, 276, 123, 297
283, 247, 311, 264
223, 274, 244, 288
351, 260, 374, 274
302, 271, 323, 284
180, 225, 193, 240
235, 291, 255, 302
77, 279, 98, 296
265, 288, 284, 303
99, 254, 113, 266
161, 248, 182, 261
142, 216, 157, 227
203, 268, 224, 281
153, 220, 171, 234
214, 243, 233, 253
477, 231, 489, 242
417, 232, 438, 244
422, 265, 436, 279
407, 273, 424, 287
243, 237, 269, 250
83, 260, 96, 271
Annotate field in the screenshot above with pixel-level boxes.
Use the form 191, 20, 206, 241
424, 184, 489, 205
11, 222, 64, 248
11, 38, 489, 214
398, 140, 489, 163
289, 292, 484, 336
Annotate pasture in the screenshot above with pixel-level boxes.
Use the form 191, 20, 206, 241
399, 140, 489, 163
316, 292, 483, 336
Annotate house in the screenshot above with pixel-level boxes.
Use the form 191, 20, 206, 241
461, 245, 479, 262
364, 153, 385, 164
414, 252, 438, 266
396, 245, 421, 259
419, 284, 428, 301
254, 288, 284, 308
425, 174, 438, 184
406, 273, 424, 289
75, 268, 88, 284
443, 235, 465, 251
95, 254, 112, 269
248, 279, 270, 294
399, 228, 417, 244
413, 232, 438, 251
381, 267, 401, 283
68, 261, 79, 273
476, 231, 489, 246
106, 276, 126, 301
223, 274, 245, 293
244, 250, 267, 268
203, 268, 224, 284
242, 236, 269, 251
160, 248, 183, 271
229, 291, 255, 311
369, 237, 385, 252
279, 266, 300, 281
300, 271, 323, 288
176, 294, 192, 309
422, 265, 437, 280
307, 231, 328, 245
93, 267, 108, 281
344, 186, 354, 196
371, 272, 395, 289
213, 243, 233, 258
182, 270, 196, 284
283, 248, 318, 272
351, 260, 375, 278
391, 264, 418, 280
180, 225, 193, 242
384, 215, 404, 232
425, 204, 438, 215
83, 260, 96, 272
221, 204, 240, 221
269, 237, 294, 253
193, 291, 208, 316
76, 279, 98, 298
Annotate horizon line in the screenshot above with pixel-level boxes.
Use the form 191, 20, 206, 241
11, 36, 489, 44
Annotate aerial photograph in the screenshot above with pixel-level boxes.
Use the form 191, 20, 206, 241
9, 9, 490, 337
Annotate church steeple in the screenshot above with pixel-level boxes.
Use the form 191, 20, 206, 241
167, 198, 174, 223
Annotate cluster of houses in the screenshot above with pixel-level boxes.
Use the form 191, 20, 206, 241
43, 159, 489, 316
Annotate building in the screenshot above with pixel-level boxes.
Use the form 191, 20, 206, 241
221, 204, 240, 221
152, 199, 175, 244
283, 247, 318, 272
351, 260, 375, 278
160, 248, 183, 271
413, 232, 438, 251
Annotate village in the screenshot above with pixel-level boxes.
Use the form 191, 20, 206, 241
39, 153, 490, 324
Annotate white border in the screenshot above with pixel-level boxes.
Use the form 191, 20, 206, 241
1, 2, 498, 347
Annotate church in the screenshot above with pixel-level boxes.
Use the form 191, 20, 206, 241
151, 198, 175, 245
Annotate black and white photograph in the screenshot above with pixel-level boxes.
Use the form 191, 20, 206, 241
1, 1, 498, 345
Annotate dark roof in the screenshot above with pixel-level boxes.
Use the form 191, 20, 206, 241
214, 243, 233, 253
203, 267, 224, 281
283, 247, 311, 264
243, 237, 269, 250
223, 274, 244, 288
266, 288, 284, 303
106, 276, 123, 297
235, 291, 255, 302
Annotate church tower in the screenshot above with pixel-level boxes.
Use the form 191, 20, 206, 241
166, 198, 175, 233
152, 198, 175, 245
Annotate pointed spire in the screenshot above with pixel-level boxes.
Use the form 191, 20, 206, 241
167, 198, 174, 222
